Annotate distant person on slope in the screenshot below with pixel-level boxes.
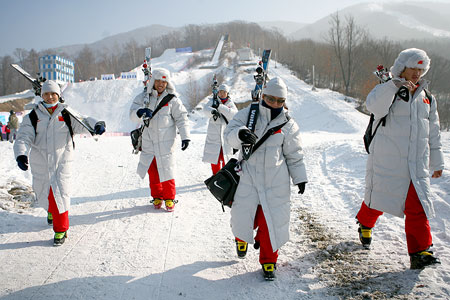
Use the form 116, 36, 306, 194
224, 77, 308, 280
5, 123, 11, 141
201, 84, 238, 175
130, 68, 191, 212
13, 80, 106, 246
8, 110, 19, 142
356, 48, 444, 269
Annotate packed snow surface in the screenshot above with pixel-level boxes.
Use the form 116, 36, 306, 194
1, 50, 449, 299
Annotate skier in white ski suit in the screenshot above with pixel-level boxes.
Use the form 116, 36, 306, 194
14, 80, 105, 246
224, 77, 308, 279
201, 84, 238, 174
356, 48, 444, 269
129, 68, 190, 211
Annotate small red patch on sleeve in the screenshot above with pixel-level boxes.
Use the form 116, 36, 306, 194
418, 60, 423, 65
423, 97, 430, 104
58, 116, 64, 121
274, 129, 282, 134
163, 103, 169, 107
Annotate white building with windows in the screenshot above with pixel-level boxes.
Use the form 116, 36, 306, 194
39, 55, 75, 83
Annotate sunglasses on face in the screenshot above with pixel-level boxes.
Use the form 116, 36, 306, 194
264, 95, 286, 104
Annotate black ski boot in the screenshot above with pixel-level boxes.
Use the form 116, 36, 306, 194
262, 263, 276, 281
54, 231, 67, 247
410, 249, 441, 270
357, 222, 372, 249
235, 239, 248, 259
47, 212, 53, 225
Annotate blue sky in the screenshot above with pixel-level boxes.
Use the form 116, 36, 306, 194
0, 0, 447, 56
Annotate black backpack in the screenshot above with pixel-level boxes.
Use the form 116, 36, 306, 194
29, 108, 75, 148
363, 89, 433, 154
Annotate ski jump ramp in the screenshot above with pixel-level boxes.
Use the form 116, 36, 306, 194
200, 35, 228, 69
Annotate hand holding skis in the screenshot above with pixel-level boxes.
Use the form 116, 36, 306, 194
239, 129, 258, 144
137, 108, 153, 119
211, 109, 220, 120
94, 121, 106, 135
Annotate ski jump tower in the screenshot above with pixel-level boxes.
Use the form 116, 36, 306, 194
200, 34, 229, 69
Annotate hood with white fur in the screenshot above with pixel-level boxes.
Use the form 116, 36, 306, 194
148, 68, 176, 94
390, 48, 430, 78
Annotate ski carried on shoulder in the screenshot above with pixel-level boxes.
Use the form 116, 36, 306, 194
10, 64, 46, 96
242, 49, 271, 160
63, 106, 96, 135
10, 63, 97, 136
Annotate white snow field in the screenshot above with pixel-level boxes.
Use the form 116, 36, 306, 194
0, 49, 449, 300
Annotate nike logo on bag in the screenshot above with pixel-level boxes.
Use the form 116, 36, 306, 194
213, 181, 224, 190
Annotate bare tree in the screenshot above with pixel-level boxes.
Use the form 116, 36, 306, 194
0, 55, 15, 95
326, 12, 366, 95
75, 46, 96, 80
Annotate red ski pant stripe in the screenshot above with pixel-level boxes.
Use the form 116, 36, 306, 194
211, 148, 225, 175
356, 182, 432, 254
237, 205, 278, 264
147, 158, 176, 200
47, 187, 69, 233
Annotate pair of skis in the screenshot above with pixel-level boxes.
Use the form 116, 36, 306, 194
132, 47, 153, 154
10, 63, 98, 136
242, 49, 272, 160
211, 74, 220, 121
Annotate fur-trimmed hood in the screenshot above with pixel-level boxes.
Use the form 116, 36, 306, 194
148, 68, 176, 94
391, 48, 430, 78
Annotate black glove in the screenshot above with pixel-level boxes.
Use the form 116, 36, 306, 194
136, 108, 153, 119
238, 129, 257, 144
211, 109, 220, 119
211, 99, 220, 109
181, 139, 190, 151
94, 121, 106, 135
396, 86, 409, 102
16, 155, 29, 171
297, 182, 306, 194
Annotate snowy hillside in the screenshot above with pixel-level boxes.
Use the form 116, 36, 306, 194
289, 2, 450, 41
0, 50, 449, 299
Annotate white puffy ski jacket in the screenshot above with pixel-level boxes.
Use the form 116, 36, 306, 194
224, 102, 308, 252
14, 102, 98, 213
201, 97, 238, 164
364, 79, 444, 218
130, 88, 190, 181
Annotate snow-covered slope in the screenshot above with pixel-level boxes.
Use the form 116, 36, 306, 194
290, 2, 450, 41
0, 53, 449, 299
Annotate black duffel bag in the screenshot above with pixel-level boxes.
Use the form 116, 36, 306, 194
204, 119, 290, 211
204, 158, 240, 210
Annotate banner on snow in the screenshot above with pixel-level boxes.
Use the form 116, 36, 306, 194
176, 47, 192, 53
120, 72, 137, 80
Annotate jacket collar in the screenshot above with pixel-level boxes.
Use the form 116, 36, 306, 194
37, 101, 66, 117
258, 102, 289, 128
150, 88, 169, 100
